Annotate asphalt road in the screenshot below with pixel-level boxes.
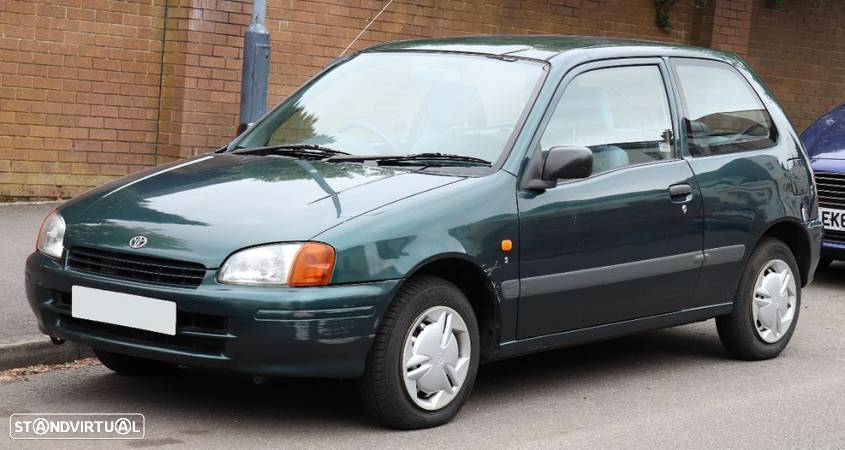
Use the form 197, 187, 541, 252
0, 202, 60, 344
2, 266, 845, 449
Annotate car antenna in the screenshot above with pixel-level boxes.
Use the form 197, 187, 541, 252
339, 0, 395, 57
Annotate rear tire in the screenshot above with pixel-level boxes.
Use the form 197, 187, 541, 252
716, 238, 801, 360
94, 349, 174, 376
358, 276, 479, 430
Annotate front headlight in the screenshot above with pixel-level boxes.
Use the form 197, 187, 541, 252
217, 242, 335, 287
36, 211, 66, 259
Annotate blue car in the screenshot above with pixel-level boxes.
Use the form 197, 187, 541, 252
803, 103, 845, 268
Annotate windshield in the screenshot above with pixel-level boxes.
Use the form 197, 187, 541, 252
235, 52, 546, 164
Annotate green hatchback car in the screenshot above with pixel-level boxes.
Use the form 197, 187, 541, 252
27, 36, 822, 429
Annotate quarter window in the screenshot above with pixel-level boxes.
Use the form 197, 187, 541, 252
540, 65, 674, 175
672, 59, 777, 157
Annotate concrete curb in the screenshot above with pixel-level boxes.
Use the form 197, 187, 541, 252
0, 337, 93, 370
0, 200, 63, 206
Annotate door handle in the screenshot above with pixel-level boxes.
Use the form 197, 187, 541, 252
669, 184, 693, 203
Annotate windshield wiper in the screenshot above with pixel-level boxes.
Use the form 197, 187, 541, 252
328, 152, 491, 167
233, 144, 349, 159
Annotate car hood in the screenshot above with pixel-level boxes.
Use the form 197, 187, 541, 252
810, 156, 845, 175
802, 103, 845, 160
60, 154, 464, 268
810, 151, 845, 161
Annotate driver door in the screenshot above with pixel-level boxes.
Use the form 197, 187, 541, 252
516, 59, 705, 338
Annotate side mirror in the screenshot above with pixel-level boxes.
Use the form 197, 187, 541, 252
521, 146, 593, 190
542, 146, 593, 181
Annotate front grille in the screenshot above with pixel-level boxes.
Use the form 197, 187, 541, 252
815, 172, 845, 244
815, 172, 845, 209
67, 247, 207, 288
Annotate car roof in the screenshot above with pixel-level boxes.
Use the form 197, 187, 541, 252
363, 35, 739, 64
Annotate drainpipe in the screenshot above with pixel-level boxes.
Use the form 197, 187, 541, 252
237, 0, 270, 135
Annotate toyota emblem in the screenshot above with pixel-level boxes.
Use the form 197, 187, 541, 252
128, 236, 148, 249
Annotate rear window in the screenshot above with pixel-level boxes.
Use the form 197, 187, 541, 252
672, 59, 777, 157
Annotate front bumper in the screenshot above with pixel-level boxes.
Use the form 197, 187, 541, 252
821, 240, 845, 261
25, 252, 401, 379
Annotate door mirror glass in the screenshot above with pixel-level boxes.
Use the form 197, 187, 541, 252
543, 146, 593, 181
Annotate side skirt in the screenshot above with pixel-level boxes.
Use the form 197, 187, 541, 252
484, 303, 733, 363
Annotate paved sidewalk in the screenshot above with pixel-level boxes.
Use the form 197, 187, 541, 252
0, 202, 60, 344
0, 201, 97, 368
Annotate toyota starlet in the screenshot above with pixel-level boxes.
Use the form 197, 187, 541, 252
26, 36, 821, 429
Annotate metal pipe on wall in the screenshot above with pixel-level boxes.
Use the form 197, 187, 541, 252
237, 0, 270, 135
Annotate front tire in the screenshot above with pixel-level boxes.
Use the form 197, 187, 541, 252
359, 276, 480, 429
716, 238, 801, 360
94, 349, 175, 376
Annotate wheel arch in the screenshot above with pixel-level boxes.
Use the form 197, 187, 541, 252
396, 253, 502, 359
757, 218, 813, 286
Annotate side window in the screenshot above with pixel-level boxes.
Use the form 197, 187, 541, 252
540, 65, 674, 175
672, 59, 777, 157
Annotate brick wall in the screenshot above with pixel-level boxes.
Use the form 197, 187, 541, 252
709, 0, 752, 55
1, 0, 165, 200
155, 0, 249, 161
747, 0, 845, 130
262, 0, 699, 105
168, 0, 700, 158
0, 0, 843, 201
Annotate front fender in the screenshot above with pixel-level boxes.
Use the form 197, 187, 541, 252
315, 171, 520, 288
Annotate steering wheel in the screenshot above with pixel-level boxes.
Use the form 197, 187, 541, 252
337, 121, 399, 153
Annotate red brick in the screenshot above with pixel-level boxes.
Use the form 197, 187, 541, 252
11, 161, 42, 173
1, 0, 841, 200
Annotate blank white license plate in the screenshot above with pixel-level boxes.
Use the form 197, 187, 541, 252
71, 286, 176, 335
821, 207, 845, 232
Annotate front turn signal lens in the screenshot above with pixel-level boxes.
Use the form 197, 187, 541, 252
288, 242, 336, 287
501, 239, 513, 252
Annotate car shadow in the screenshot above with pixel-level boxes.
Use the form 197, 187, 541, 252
70, 322, 727, 432
476, 323, 725, 392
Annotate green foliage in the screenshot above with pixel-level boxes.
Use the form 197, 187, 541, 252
767, 0, 829, 7
767, 1, 832, 9
655, 0, 679, 29
659, 0, 827, 30
656, 0, 829, 33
